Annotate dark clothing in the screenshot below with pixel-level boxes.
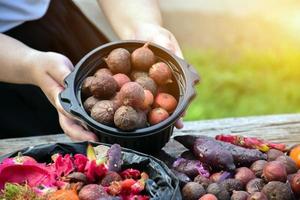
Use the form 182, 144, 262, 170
1, 0, 109, 138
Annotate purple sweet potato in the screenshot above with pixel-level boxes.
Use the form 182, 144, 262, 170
175, 135, 236, 171
172, 158, 210, 179
175, 135, 267, 169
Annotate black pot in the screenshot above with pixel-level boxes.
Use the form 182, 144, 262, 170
59, 40, 199, 154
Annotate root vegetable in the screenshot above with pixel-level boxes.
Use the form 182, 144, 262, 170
172, 158, 210, 179
250, 160, 267, 178
136, 110, 148, 128
220, 178, 243, 194
194, 175, 212, 189
119, 82, 145, 108
247, 192, 267, 200
235, 167, 256, 186
246, 178, 264, 194
130, 70, 148, 80
275, 155, 298, 174
231, 191, 250, 200
149, 62, 173, 85
114, 106, 138, 131
81, 76, 94, 97
154, 92, 177, 113
199, 194, 218, 200
90, 74, 118, 99
135, 76, 157, 95
206, 183, 230, 200
83, 96, 99, 114
182, 182, 206, 200
94, 68, 113, 77
174, 135, 236, 171
209, 171, 232, 183
65, 172, 87, 183
267, 149, 284, 161
262, 161, 287, 182
290, 173, 300, 196
104, 48, 131, 74
140, 90, 154, 110
131, 42, 156, 71
148, 107, 169, 125
262, 181, 294, 200
79, 184, 108, 200
91, 100, 117, 125
113, 73, 131, 90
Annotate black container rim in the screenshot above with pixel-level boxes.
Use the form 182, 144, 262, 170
60, 40, 199, 138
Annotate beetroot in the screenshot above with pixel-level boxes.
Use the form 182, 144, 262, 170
91, 100, 117, 125
194, 175, 212, 189
136, 110, 148, 129
65, 172, 87, 183
104, 48, 131, 74
250, 160, 267, 177
199, 194, 218, 200
154, 92, 177, 113
182, 182, 206, 200
231, 191, 250, 200
262, 161, 287, 182
130, 70, 148, 81
246, 178, 264, 194
149, 62, 173, 85
135, 76, 157, 95
79, 184, 108, 200
209, 171, 232, 183
206, 183, 230, 200
114, 106, 138, 131
220, 178, 243, 194
247, 192, 267, 200
119, 82, 145, 108
131, 42, 156, 71
235, 167, 256, 186
275, 155, 298, 174
148, 107, 169, 125
81, 76, 95, 97
140, 90, 154, 110
290, 173, 300, 196
83, 96, 99, 114
113, 73, 131, 90
262, 181, 294, 200
94, 68, 113, 77
90, 74, 118, 99
267, 149, 284, 161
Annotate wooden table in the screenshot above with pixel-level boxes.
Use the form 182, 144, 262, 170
1, 113, 300, 156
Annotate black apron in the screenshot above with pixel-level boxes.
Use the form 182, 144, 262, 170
1, 0, 109, 138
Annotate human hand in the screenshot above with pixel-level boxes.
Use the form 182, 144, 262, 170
131, 23, 184, 129
29, 51, 98, 141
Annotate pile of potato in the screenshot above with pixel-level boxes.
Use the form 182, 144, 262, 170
81, 43, 178, 131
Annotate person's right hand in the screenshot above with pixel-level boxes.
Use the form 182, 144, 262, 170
29, 51, 98, 142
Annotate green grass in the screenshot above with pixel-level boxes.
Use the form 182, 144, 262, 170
183, 47, 300, 121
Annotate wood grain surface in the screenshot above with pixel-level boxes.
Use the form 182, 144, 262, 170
0, 114, 299, 156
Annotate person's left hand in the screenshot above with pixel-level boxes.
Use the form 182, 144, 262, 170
131, 23, 184, 129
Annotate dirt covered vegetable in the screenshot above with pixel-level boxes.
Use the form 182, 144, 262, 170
0, 143, 180, 200
173, 135, 300, 199
81, 42, 178, 131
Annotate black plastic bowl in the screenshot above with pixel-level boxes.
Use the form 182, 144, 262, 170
59, 40, 199, 153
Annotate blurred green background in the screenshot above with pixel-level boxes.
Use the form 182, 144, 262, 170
183, 47, 300, 120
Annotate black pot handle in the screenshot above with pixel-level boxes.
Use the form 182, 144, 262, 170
59, 73, 75, 114
177, 57, 200, 103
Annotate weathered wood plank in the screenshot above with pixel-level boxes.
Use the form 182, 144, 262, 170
0, 114, 300, 155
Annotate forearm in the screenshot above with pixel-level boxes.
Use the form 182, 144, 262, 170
0, 33, 37, 85
98, 0, 162, 39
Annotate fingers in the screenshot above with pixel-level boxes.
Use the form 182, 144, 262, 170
45, 52, 74, 86
175, 117, 184, 129
58, 112, 98, 142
